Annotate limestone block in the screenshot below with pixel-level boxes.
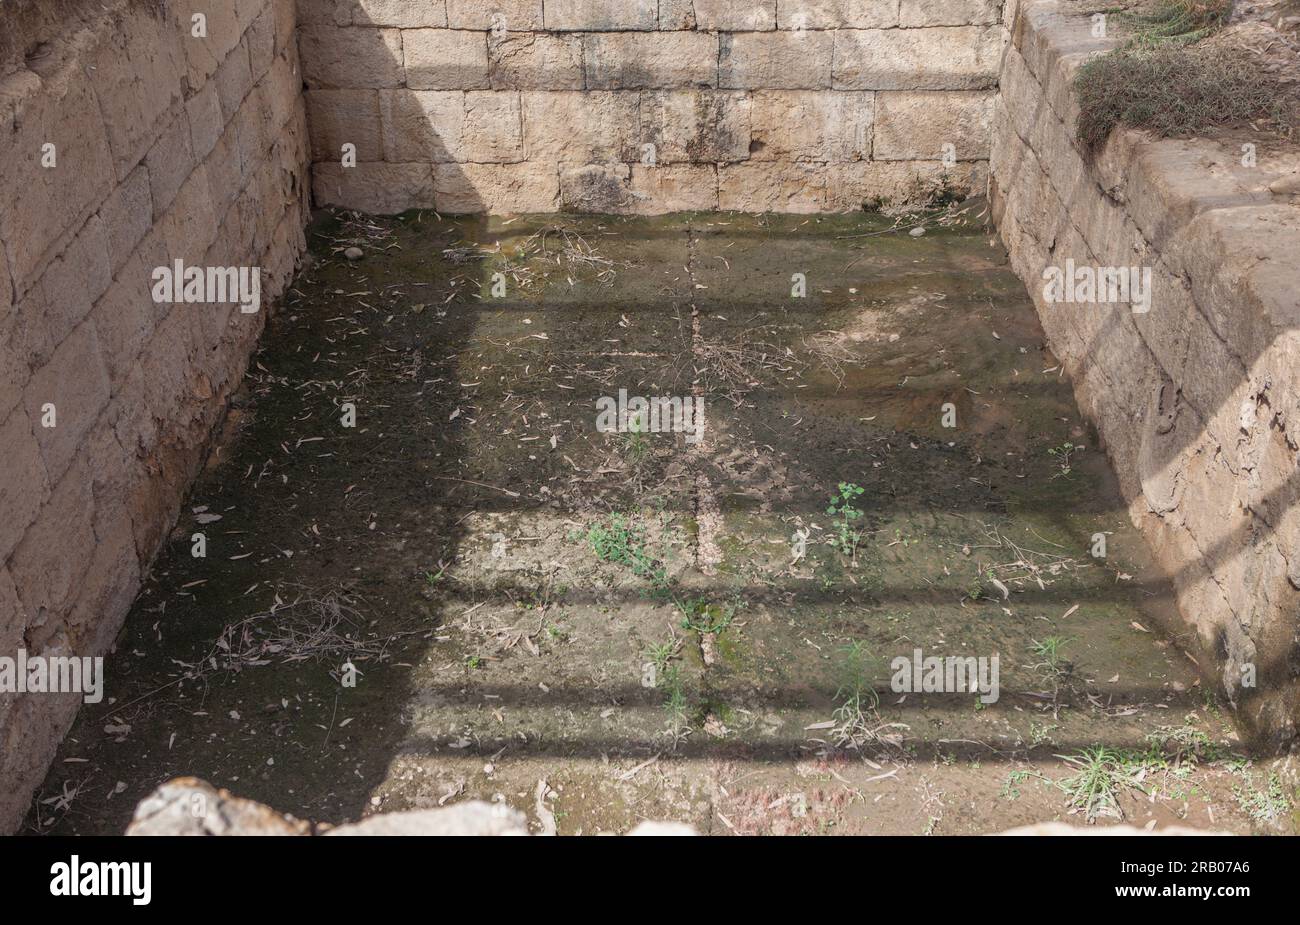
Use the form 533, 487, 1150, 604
489, 32, 584, 89
718, 162, 826, 212
434, 162, 560, 212
832, 26, 1002, 91
0, 406, 48, 564
299, 26, 405, 88
522, 91, 641, 163
307, 90, 385, 162
873, 90, 994, 161
639, 91, 751, 164
748, 90, 872, 162
777, 0, 898, 29
313, 162, 437, 213
447, 0, 544, 30
354, 0, 449, 27
719, 31, 833, 90
900, 0, 1002, 27
545, 0, 658, 30
584, 31, 718, 89
404, 29, 490, 90
691, 0, 777, 31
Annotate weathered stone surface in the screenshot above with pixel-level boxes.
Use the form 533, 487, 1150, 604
9, 453, 95, 633
145, 110, 198, 219
314, 162, 437, 213
833, 26, 1002, 90
545, 0, 658, 30
404, 29, 491, 90
17, 215, 113, 370
489, 32, 584, 89
777, 0, 899, 29
127, 777, 312, 835
561, 163, 637, 211
657, 0, 697, 29
748, 90, 872, 162
327, 802, 529, 835
522, 91, 640, 163
690, 0, 777, 31
0, 406, 48, 565
213, 39, 256, 124
171, 0, 244, 90
186, 81, 226, 165
639, 91, 751, 164
448, 0, 544, 30
874, 90, 994, 161
355, 0, 449, 27
22, 320, 111, 486
381, 89, 466, 162
826, 160, 986, 211
84, 8, 186, 182
307, 90, 385, 162
0, 64, 116, 297
300, 25, 405, 88
900, 0, 1002, 27
717, 162, 825, 212
719, 31, 833, 89
435, 162, 560, 212
584, 31, 718, 89
1, 1, 310, 836
989, 1, 1300, 748
629, 164, 719, 212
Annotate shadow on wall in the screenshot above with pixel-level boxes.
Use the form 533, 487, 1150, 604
991, 4, 1300, 747
304, 0, 476, 213
298, 0, 1002, 215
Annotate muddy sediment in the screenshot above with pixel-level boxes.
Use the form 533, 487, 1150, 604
26, 208, 1288, 836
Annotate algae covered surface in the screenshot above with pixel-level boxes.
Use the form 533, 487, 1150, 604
26, 207, 1286, 835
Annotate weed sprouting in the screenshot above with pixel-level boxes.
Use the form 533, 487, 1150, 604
826, 482, 866, 558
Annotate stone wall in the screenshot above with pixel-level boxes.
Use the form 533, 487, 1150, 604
990, 0, 1300, 746
0, 0, 310, 831
302, 0, 1004, 214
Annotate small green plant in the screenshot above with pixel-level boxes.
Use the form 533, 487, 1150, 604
1046, 442, 1077, 478
1056, 746, 1148, 822
661, 665, 691, 746
644, 639, 677, 676
422, 567, 446, 587
1000, 768, 1050, 801
826, 482, 866, 558
545, 622, 569, 643
828, 641, 898, 751
1146, 719, 1225, 766
677, 597, 736, 637
586, 513, 666, 587
1030, 636, 1074, 678
465, 655, 483, 670
1232, 769, 1292, 826
964, 567, 995, 602
623, 410, 650, 465
1029, 720, 1059, 748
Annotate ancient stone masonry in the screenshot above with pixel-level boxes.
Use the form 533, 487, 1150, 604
990, 0, 1300, 748
301, 0, 1004, 213
4, 0, 1299, 840
0, 0, 310, 831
